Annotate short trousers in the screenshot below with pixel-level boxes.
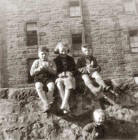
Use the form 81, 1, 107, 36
34, 73, 55, 91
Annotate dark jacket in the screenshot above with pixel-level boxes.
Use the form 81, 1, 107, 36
83, 122, 105, 139
77, 55, 101, 74
54, 55, 76, 76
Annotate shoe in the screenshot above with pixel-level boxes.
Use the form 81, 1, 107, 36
42, 104, 50, 113
60, 107, 70, 114
63, 110, 68, 114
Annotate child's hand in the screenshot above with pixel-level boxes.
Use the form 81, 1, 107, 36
66, 71, 73, 77
86, 64, 93, 73
58, 72, 65, 78
38, 65, 45, 71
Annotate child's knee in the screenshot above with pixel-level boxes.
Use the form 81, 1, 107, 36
35, 82, 43, 92
82, 75, 91, 84
47, 82, 55, 92
92, 71, 101, 79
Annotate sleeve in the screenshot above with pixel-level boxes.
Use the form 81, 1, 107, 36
48, 61, 57, 75
30, 60, 40, 76
93, 57, 101, 72
70, 57, 77, 74
76, 58, 88, 74
83, 123, 94, 133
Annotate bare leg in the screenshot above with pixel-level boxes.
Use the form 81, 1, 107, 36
47, 82, 55, 104
60, 88, 70, 110
35, 82, 49, 111
57, 82, 64, 100
91, 71, 107, 88
82, 74, 101, 96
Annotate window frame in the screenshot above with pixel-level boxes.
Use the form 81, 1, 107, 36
69, 1, 81, 17
72, 33, 82, 56
26, 22, 38, 46
134, 74, 138, 85
128, 29, 138, 53
122, 0, 137, 14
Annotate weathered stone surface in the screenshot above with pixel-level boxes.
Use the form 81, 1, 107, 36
0, 83, 138, 140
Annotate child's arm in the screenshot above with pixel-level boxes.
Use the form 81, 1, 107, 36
70, 57, 77, 75
30, 60, 43, 76
91, 57, 101, 72
82, 123, 94, 139
77, 58, 88, 74
47, 61, 57, 75
83, 123, 94, 132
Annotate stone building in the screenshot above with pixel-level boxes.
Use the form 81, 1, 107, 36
0, 0, 138, 88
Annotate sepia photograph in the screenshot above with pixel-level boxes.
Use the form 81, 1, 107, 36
0, 0, 138, 139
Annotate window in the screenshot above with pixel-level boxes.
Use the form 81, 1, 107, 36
122, 0, 137, 14
27, 58, 37, 83
129, 30, 138, 53
134, 74, 138, 85
72, 33, 82, 56
69, 1, 81, 17
26, 22, 38, 46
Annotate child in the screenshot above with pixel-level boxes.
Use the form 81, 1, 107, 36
77, 44, 110, 96
54, 41, 76, 114
30, 47, 57, 112
82, 109, 106, 140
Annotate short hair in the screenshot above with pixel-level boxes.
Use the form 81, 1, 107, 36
81, 44, 91, 49
54, 41, 69, 54
38, 47, 49, 52
93, 109, 105, 120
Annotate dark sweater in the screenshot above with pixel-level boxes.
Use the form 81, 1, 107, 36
83, 122, 105, 139
54, 55, 76, 76
77, 55, 101, 74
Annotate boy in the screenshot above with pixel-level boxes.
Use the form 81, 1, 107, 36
82, 109, 106, 140
54, 41, 76, 114
77, 44, 110, 96
30, 47, 57, 112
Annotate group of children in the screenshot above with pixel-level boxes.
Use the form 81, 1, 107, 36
30, 41, 109, 139
30, 41, 110, 113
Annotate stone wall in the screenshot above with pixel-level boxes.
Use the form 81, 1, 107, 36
82, 0, 138, 82
1, 0, 138, 87
0, 1, 8, 88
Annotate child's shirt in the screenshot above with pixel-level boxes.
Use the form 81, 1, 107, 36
54, 55, 76, 77
83, 122, 105, 139
30, 59, 57, 82
77, 55, 101, 74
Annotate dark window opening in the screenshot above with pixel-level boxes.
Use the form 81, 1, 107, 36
26, 23, 38, 46
72, 34, 82, 56
129, 30, 138, 53
70, 1, 80, 6
129, 30, 138, 37
72, 34, 82, 44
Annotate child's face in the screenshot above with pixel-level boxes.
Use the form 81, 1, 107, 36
81, 47, 92, 56
94, 113, 105, 125
59, 46, 68, 56
38, 51, 48, 61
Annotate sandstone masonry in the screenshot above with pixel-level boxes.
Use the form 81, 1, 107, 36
0, 0, 138, 87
